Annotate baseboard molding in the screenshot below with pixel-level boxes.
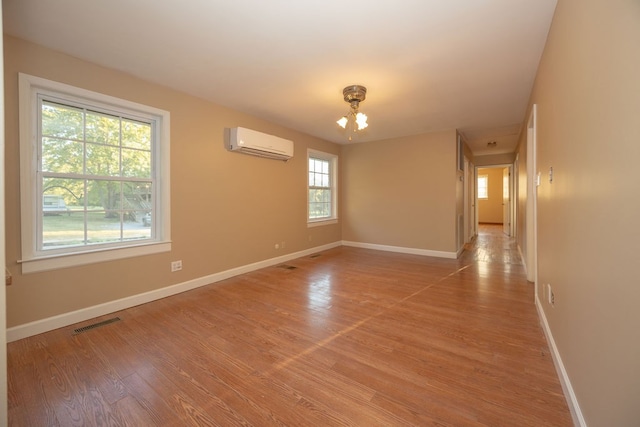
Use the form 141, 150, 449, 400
535, 295, 587, 427
341, 240, 457, 259
6, 241, 341, 342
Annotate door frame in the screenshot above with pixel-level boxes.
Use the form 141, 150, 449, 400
502, 166, 514, 236
474, 163, 515, 236
463, 156, 476, 242
526, 105, 538, 287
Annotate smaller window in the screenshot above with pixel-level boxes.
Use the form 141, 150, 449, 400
478, 175, 489, 199
308, 150, 338, 226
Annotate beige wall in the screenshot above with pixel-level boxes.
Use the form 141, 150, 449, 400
473, 152, 515, 167
517, 0, 640, 424
341, 131, 458, 253
4, 36, 342, 327
477, 167, 503, 224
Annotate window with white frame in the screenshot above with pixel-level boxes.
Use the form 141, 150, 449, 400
18, 73, 171, 273
478, 174, 489, 199
308, 150, 337, 225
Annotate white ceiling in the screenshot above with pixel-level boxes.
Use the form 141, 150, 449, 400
3, 0, 557, 156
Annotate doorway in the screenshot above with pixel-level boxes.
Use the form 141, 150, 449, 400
476, 165, 513, 236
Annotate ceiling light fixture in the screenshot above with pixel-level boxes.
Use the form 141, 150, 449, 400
336, 85, 368, 141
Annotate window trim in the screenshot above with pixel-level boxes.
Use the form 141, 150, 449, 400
307, 149, 338, 227
18, 73, 171, 273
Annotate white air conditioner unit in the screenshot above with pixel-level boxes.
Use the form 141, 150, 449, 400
228, 127, 294, 161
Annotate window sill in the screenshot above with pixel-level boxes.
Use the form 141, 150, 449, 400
307, 218, 338, 228
19, 241, 171, 274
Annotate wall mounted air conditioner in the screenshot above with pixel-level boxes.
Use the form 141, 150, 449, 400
228, 127, 294, 161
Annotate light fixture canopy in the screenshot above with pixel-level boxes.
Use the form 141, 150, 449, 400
337, 85, 368, 140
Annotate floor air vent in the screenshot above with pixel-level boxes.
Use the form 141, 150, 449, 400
277, 264, 297, 270
309, 254, 321, 259
73, 317, 121, 335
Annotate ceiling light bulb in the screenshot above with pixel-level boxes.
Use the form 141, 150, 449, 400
355, 112, 368, 130
337, 116, 348, 128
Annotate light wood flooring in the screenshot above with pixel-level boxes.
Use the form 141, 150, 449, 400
8, 224, 573, 426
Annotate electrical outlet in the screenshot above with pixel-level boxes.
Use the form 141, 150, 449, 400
547, 283, 554, 306
281, 241, 286, 249
171, 260, 182, 272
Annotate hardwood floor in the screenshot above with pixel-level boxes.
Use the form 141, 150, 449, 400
8, 224, 573, 426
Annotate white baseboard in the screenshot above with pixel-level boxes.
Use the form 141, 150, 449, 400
6, 241, 341, 342
535, 295, 586, 427
342, 240, 457, 259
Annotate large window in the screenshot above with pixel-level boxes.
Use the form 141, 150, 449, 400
19, 74, 171, 273
308, 149, 338, 225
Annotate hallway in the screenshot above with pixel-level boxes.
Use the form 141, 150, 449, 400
462, 223, 523, 265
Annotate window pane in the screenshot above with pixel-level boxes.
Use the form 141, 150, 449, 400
309, 157, 330, 189
42, 177, 83, 212
86, 210, 122, 245
128, 222, 151, 240
87, 179, 122, 212
123, 181, 151, 219
122, 148, 151, 178
85, 111, 121, 146
41, 101, 83, 140
322, 161, 329, 174
122, 119, 151, 150
42, 193, 69, 216
309, 189, 331, 219
42, 138, 83, 174
478, 175, 488, 199
42, 177, 82, 249
86, 143, 120, 176
129, 182, 152, 210
42, 210, 85, 249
